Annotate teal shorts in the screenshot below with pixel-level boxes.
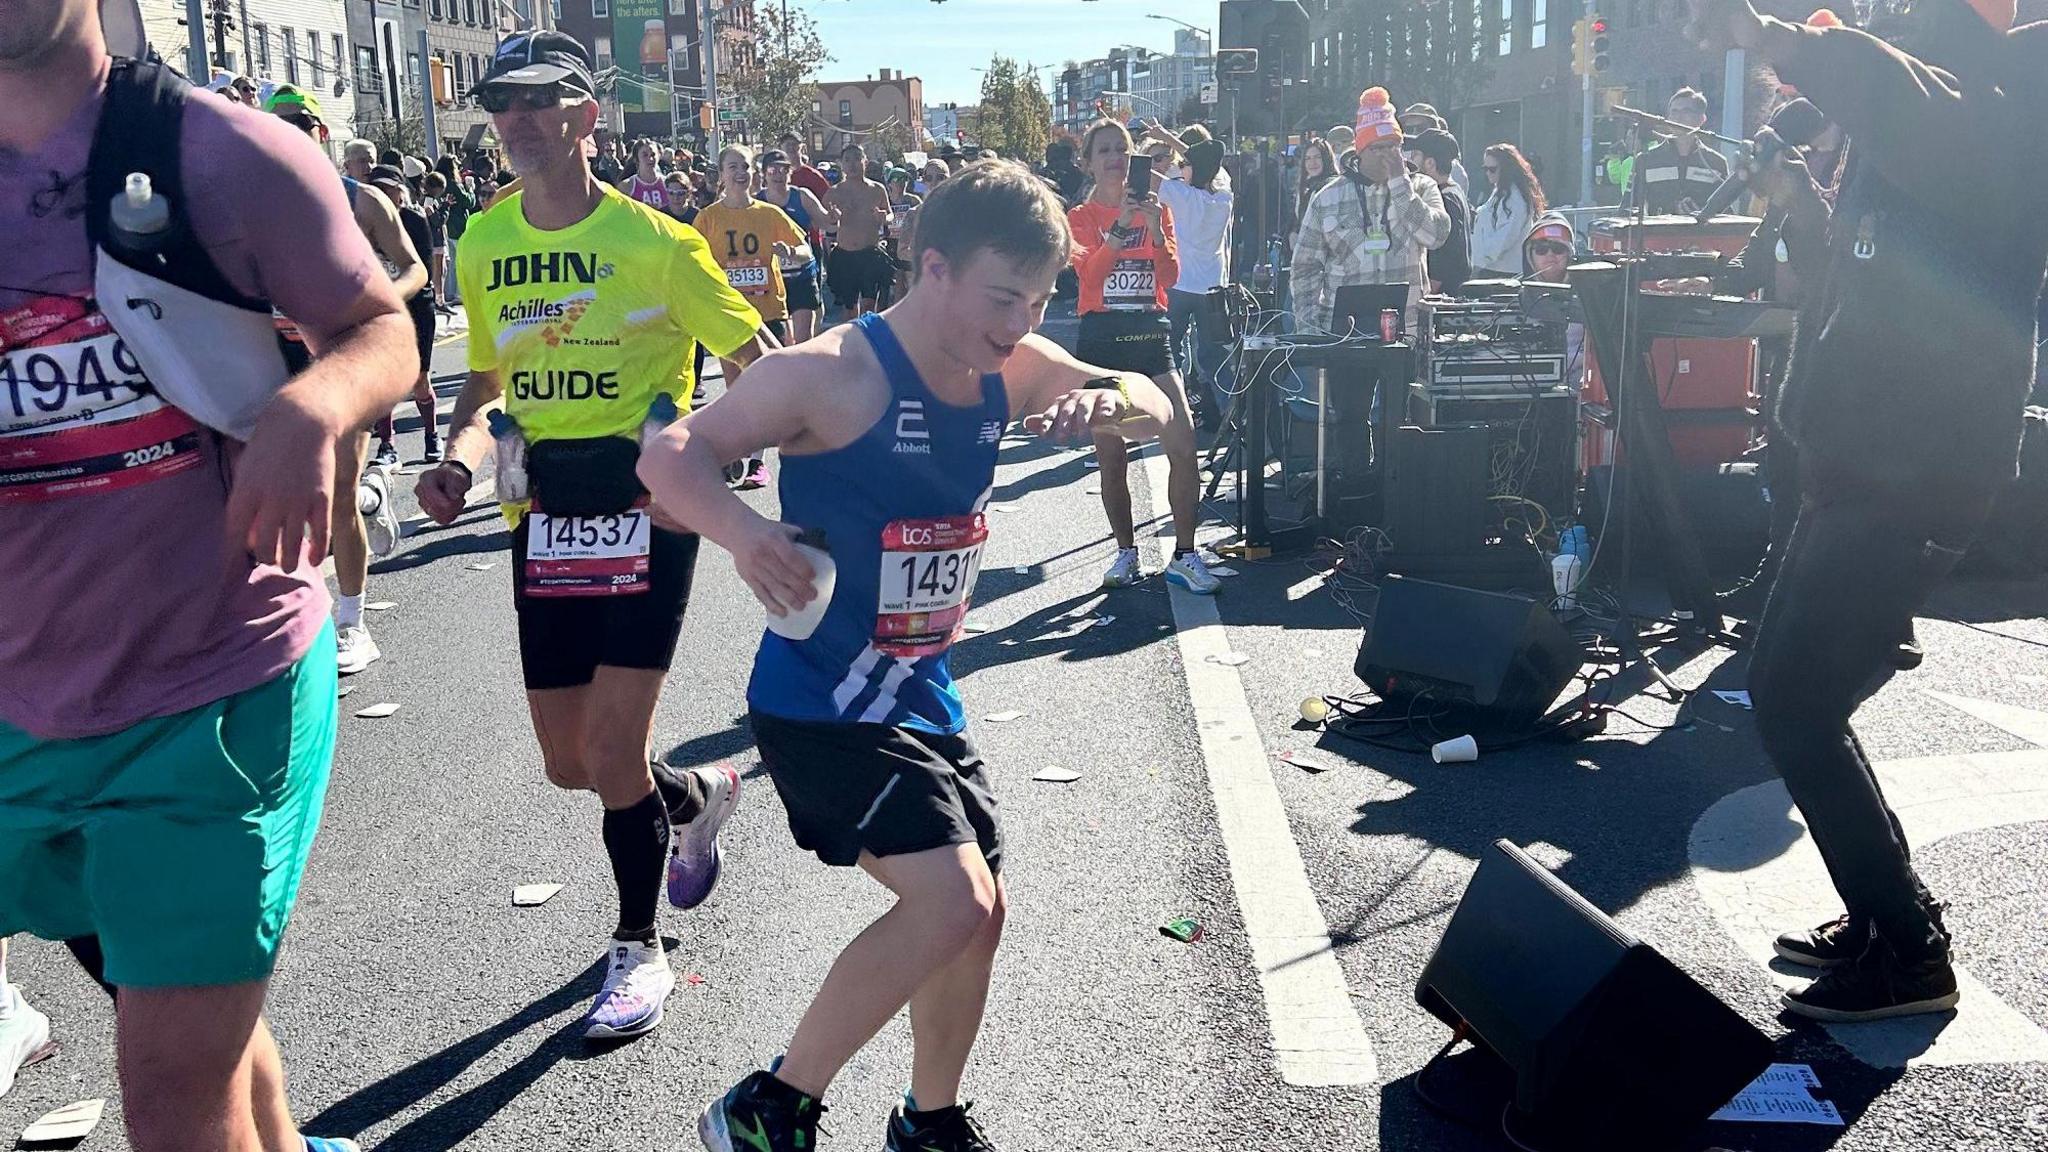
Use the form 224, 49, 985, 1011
0, 623, 337, 989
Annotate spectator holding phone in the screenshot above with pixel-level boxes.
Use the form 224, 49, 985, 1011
1067, 120, 1218, 595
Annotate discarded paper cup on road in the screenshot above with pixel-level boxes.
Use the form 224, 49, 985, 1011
1431, 735, 1479, 764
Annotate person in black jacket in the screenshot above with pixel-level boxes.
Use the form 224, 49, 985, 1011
1406, 128, 1470, 294
1691, 0, 2048, 1022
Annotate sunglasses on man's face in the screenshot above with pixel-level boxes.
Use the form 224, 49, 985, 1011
280, 112, 321, 133
1531, 241, 1571, 256
479, 84, 585, 114
1483, 165, 1501, 174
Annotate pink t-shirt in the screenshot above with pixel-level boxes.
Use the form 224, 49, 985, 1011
0, 70, 385, 739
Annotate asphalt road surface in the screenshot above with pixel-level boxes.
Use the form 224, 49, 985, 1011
6, 309, 2047, 1151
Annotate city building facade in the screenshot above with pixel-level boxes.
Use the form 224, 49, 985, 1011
1130, 29, 1214, 123
139, 0, 361, 145
811, 69, 924, 160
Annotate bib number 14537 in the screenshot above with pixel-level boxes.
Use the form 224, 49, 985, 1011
524, 503, 652, 597
874, 514, 987, 657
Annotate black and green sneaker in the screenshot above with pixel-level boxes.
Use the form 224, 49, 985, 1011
883, 1100, 998, 1152
699, 1071, 825, 1152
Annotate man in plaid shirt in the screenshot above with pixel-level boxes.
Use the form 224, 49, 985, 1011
1290, 90, 1451, 333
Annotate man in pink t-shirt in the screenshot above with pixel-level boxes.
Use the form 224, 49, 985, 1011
0, 0, 417, 1143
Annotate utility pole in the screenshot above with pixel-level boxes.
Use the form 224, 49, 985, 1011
703, 0, 721, 153
1578, 0, 1596, 203
184, 0, 209, 79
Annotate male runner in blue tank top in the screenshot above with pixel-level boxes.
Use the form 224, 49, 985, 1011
758, 148, 827, 343
639, 160, 1176, 1152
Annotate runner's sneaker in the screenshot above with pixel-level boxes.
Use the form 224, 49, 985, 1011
584, 937, 675, 1040
334, 624, 382, 676
699, 1070, 825, 1152
1166, 550, 1221, 595
1101, 547, 1142, 588
739, 460, 771, 491
1781, 937, 1960, 1022
669, 765, 743, 910
374, 441, 400, 468
0, 983, 53, 1099
421, 432, 442, 463
304, 1139, 362, 1152
361, 466, 401, 558
884, 1100, 999, 1152
1773, 912, 1870, 969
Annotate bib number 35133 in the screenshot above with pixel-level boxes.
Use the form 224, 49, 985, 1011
875, 514, 987, 657
524, 501, 652, 597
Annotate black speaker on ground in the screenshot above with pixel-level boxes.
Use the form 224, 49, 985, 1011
1415, 840, 1774, 1151
1354, 575, 1584, 726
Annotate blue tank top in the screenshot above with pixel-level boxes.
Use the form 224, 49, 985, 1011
760, 187, 816, 277
748, 313, 1008, 734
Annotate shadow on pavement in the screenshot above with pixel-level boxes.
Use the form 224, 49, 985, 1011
660, 717, 761, 777
1376, 1040, 1900, 1151
302, 955, 609, 1150
373, 529, 511, 575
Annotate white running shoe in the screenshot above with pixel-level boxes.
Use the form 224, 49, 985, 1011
583, 937, 675, 1041
1101, 548, 1143, 588
335, 624, 382, 676
1166, 550, 1222, 595
361, 466, 401, 558
0, 983, 54, 1099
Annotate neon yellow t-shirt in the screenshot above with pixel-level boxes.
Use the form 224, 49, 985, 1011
459, 185, 761, 443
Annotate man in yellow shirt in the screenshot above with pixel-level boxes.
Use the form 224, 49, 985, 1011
414, 30, 778, 1043
693, 143, 811, 488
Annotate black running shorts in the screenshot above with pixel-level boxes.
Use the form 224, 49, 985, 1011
1076, 310, 1173, 377
749, 711, 1004, 874
785, 264, 821, 312
511, 520, 700, 690
827, 246, 894, 304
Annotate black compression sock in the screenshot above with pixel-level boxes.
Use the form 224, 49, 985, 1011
649, 759, 707, 825
601, 790, 671, 942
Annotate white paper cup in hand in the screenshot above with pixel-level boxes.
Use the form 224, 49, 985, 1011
765, 540, 835, 640
1431, 734, 1479, 764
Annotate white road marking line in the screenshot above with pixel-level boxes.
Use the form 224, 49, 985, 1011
1690, 741, 2048, 1069
1140, 452, 1377, 1088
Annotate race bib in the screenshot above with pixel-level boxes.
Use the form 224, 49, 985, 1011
726, 263, 772, 292
523, 500, 653, 597
0, 295, 203, 505
1104, 259, 1157, 311
874, 514, 987, 657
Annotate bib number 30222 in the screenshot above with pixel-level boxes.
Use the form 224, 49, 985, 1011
874, 514, 987, 657
523, 502, 653, 597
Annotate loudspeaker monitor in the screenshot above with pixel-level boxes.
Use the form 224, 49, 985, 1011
1415, 840, 1774, 1150
1355, 574, 1583, 726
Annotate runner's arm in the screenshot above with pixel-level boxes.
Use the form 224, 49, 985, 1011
442, 370, 506, 473
1004, 332, 1172, 442
355, 184, 430, 300
637, 352, 823, 614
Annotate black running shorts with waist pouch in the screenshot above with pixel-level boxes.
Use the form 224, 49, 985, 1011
512, 435, 700, 691
749, 711, 1004, 874
1076, 309, 1174, 377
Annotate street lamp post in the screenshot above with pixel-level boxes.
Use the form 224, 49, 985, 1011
1144, 12, 1225, 149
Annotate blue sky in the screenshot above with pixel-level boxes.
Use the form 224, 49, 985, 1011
794, 0, 1219, 106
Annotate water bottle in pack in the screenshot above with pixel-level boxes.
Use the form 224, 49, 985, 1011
488, 409, 529, 503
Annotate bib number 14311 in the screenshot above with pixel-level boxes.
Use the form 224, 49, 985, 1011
874, 514, 986, 657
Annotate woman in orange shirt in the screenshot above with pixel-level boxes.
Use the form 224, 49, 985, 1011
1068, 120, 1217, 594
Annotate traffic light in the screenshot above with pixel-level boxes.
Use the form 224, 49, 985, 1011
1591, 17, 1611, 73
430, 56, 452, 106
1570, 18, 1590, 76
1215, 47, 1259, 75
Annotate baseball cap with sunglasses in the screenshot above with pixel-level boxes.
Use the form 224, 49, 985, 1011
475, 30, 597, 100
